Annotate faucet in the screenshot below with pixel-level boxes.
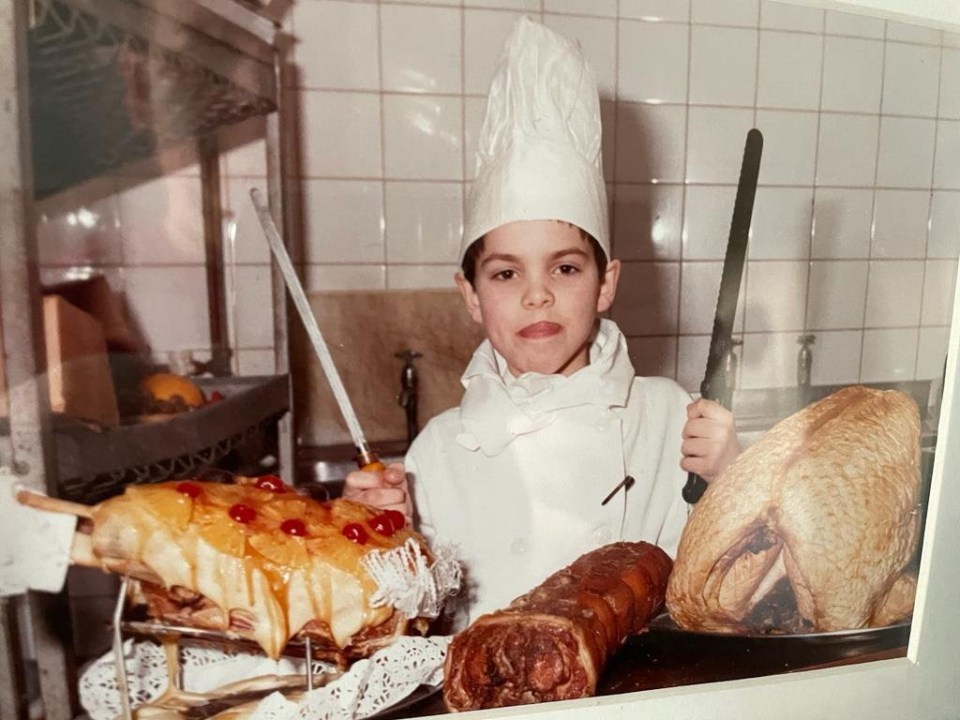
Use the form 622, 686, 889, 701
722, 338, 743, 409
797, 334, 815, 388
396, 350, 423, 445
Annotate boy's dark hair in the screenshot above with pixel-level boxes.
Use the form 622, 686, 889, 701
461, 224, 608, 287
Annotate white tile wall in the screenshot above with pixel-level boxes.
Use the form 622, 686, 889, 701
617, 20, 689, 104
381, 4, 462, 93
686, 107, 756, 184
749, 187, 813, 260
816, 114, 880, 186
811, 188, 873, 258
821, 37, 884, 113
876, 117, 937, 189
872, 190, 930, 258
760, 1, 823, 32
689, 26, 758, 107
613, 184, 683, 261
293, 1, 380, 90
615, 103, 687, 182
934, 121, 960, 188
35, 0, 960, 396
882, 42, 941, 117
864, 259, 925, 327
757, 32, 823, 111
619, 0, 689, 23
930, 191, 960, 257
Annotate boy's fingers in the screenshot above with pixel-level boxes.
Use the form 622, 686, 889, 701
353, 487, 407, 508
680, 456, 711, 477
681, 437, 715, 458
344, 470, 387, 490
687, 398, 733, 421
683, 417, 725, 439
382, 463, 408, 486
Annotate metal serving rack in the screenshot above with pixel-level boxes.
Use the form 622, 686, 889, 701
109, 578, 338, 719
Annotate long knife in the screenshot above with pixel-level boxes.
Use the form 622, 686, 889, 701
249, 188, 384, 472
682, 128, 763, 504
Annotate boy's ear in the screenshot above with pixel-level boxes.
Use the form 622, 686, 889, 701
596, 258, 621, 314
455, 272, 484, 324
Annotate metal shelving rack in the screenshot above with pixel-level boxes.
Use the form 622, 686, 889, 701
0, 0, 294, 716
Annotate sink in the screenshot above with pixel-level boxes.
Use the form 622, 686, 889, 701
296, 441, 408, 499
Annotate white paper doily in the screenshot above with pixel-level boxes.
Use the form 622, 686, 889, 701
79, 635, 451, 720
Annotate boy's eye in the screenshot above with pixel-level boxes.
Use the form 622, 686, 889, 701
492, 269, 517, 280
556, 263, 581, 275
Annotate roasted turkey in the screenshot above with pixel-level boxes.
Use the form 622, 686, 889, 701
667, 385, 921, 634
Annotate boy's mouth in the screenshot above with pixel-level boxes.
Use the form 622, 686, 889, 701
518, 321, 562, 339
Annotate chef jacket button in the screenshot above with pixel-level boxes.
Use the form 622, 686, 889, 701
593, 526, 613, 545
510, 538, 527, 555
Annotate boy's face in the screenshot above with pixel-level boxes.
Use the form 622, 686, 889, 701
455, 220, 621, 377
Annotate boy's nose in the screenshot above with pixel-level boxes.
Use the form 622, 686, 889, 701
522, 281, 554, 308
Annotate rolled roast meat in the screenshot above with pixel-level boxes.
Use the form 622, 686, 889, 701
667, 385, 921, 634
443, 541, 672, 711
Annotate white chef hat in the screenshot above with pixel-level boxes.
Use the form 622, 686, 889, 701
461, 16, 609, 262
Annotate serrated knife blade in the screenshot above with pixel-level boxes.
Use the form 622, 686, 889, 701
682, 128, 763, 504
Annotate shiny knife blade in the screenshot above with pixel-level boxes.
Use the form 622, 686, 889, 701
682, 128, 763, 504
250, 188, 382, 470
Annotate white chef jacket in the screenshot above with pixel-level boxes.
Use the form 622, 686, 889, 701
407, 319, 691, 621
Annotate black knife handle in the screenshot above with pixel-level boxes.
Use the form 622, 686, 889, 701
683, 472, 708, 504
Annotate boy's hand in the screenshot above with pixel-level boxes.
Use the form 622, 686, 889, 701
680, 398, 741, 483
342, 462, 412, 521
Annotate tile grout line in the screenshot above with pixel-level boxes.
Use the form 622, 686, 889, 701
800, 6, 828, 368
858, 19, 889, 384
738, 0, 762, 393
914, 40, 947, 382
376, 0, 389, 291
675, 0, 694, 385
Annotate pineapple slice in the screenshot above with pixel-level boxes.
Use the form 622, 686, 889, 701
194, 482, 253, 509
193, 507, 248, 557
249, 532, 309, 569
257, 497, 309, 524
125, 484, 193, 531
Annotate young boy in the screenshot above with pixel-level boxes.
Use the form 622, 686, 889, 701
345, 18, 739, 620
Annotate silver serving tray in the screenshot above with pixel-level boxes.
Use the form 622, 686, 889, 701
647, 612, 912, 642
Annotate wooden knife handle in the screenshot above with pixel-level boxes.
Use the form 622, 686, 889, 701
356, 448, 386, 472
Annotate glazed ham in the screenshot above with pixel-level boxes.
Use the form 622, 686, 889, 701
667, 386, 921, 634
443, 541, 672, 711
88, 476, 432, 662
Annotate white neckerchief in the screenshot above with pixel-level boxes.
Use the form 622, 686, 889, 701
455, 319, 635, 456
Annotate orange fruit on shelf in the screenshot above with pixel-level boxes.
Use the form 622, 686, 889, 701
139, 372, 206, 409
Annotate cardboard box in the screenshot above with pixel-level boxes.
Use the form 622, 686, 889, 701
43, 295, 120, 427
44, 275, 142, 352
